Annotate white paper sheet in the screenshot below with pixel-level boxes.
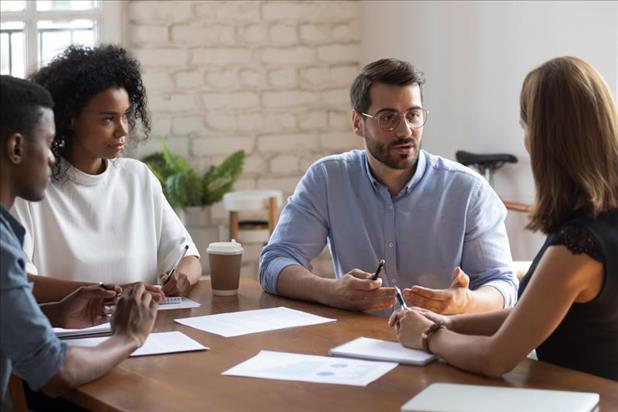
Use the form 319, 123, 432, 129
53, 322, 111, 338
158, 297, 201, 311
330, 337, 436, 366
64, 331, 208, 357
174, 307, 336, 337
222, 350, 397, 386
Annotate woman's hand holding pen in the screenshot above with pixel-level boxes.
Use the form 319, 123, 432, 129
159, 244, 193, 296
388, 308, 435, 350
159, 270, 191, 297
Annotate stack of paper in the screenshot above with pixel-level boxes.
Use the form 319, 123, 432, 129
53, 322, 111, 338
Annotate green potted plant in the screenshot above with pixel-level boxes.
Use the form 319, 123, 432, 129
142, 144, 245, 213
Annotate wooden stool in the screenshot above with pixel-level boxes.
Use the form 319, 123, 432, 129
223, 190, 283, 243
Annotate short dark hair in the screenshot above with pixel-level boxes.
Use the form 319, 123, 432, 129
30, 44, 150, 179
350, 58, 425, 114
0, 75, 54, 142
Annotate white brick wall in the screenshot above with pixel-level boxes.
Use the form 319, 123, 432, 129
127, 1, 362, 278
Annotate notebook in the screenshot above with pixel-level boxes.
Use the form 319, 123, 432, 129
53, 322, 111, 338
329, 337, 436, 366
158, 297, 201, 310
401, 383, 600, 412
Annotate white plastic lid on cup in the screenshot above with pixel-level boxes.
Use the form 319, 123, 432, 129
207, 239, 243, 255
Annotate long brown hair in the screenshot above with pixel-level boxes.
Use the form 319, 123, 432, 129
520, 56, 618, 233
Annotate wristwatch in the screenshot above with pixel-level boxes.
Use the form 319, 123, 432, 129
421, 320, 446, 354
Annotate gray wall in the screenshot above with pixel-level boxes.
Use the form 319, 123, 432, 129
361, 0, 618, 259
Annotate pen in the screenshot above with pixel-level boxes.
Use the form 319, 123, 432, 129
394, 285, 409, 310
164, 244, 189, 285
370, 259, 385, 280
98, 282, 115, 291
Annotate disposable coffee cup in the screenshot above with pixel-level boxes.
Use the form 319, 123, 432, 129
207, 240, 243, 296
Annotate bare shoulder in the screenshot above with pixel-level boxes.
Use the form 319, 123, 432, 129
535, 245, 603, 301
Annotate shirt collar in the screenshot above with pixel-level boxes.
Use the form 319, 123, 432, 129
62, 158, 110, 187
362, 150, 428, 195
0, 204, 25, 244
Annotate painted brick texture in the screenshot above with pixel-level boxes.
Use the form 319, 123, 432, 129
127, 1, 362, 278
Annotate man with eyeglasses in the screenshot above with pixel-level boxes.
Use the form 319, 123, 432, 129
259, 58, 517, 315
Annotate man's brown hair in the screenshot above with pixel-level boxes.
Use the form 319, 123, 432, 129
520, 56, 618, 233
350, 58, 425, 114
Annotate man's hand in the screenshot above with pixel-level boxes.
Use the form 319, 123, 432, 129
404, 267, 472, 314
122, 282, 165, 302
326, 269, 396, 311
111, 283, 158, 347
159, 271, 191, 297
53, 285, 120, 329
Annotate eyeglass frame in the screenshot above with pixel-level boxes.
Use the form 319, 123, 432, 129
359, 108, 429, 131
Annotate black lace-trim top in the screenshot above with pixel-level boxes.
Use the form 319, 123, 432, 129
557, 225, 603, 262
517, 210, 618, 381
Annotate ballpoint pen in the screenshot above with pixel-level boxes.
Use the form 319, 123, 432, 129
393, 285, 409, 310
163, 244, 189, 285
379, 268, 409, 310
98, 282, 115, 291
370, 259, 385, 281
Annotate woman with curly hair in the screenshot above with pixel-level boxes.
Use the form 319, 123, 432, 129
12, 44, 202, 301
390, 56, 618, 381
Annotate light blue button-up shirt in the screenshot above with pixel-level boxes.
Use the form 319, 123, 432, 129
259, 149, 518, 307
1, 206, 67, 410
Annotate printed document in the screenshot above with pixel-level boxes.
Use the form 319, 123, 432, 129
223, 350, 397, 386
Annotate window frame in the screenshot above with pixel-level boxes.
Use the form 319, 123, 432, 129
0, 0, 124, 77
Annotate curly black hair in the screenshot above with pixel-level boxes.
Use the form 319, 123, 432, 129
30, 44, 151, 179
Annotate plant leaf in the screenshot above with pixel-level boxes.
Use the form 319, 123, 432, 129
203, 150, 245, 205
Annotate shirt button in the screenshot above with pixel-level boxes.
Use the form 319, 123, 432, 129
388, 242, 394, 248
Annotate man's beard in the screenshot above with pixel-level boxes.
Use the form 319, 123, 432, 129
365, 135, 421, 170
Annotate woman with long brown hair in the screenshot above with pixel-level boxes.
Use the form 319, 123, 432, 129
390, 56, 618, 381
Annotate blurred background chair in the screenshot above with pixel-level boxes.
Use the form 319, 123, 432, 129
223, 190, 283, 244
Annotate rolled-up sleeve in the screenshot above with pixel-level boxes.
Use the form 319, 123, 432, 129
0, 245, 67, 391
462, 180, 518, 307
259, 163, 329, 294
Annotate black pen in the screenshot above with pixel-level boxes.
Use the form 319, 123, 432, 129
370, 259, 385, 281
164, 244, 189, 285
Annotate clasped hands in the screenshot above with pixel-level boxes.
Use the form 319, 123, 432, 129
330, 266, 472, 314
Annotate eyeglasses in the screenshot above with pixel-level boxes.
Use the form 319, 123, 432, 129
360, 108, 428, 131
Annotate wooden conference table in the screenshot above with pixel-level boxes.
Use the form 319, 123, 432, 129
65, 278, 618, 411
